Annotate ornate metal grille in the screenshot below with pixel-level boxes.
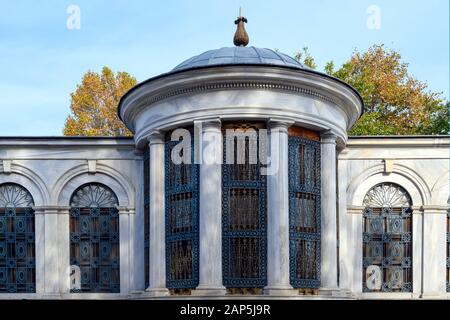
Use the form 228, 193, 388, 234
165, 128, 199, 289
144, 145, 150, 288
222, 123, 267, 288
447, 209, 449, 292
288, 134, 321, 289
70, 183, 120, 293
0, 184, 35, 293
363, 183, 413, 292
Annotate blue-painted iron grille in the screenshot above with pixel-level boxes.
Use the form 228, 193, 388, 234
0, 207, 36, 293
165, 128, 199, 289
362, 183, 413, 292
447, 209, 449, 292
288, 135, 321, 289
0, 183, 35, 293
70, 184, 120, 293
222, 123, 267, 288
144, 145, 150, 288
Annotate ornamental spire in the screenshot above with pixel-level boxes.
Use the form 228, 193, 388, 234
233, 7, 249, 47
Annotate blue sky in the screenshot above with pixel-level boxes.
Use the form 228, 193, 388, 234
0, 0, 448, 136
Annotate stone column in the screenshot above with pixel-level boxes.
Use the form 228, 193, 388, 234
145, 131, 169, 296
58, 208, 70, 294
193, 119, 226, 296
34, 207, 61, 296
264, 120, 296, 296
44, 208, 60, 295
421, 206, 447, 297
320, 132, 338, 293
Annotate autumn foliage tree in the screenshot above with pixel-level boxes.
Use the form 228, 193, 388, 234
63, 67, 136, 136
295, 44, 448, 135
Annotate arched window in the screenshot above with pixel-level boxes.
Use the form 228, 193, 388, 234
222, 123, 267, 293
363, 183, 412, 292
70, 183, 120, 293
0, 183, 35, 293
288, 127, 321, 290
165, 127, 199, 293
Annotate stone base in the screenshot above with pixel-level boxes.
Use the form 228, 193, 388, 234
191, 285, 227, 296
264, 286, 298, 296
419, 293, 447, 299
41, 293, 62, 299
319, 287, 351, 298
144, 287, 170, 297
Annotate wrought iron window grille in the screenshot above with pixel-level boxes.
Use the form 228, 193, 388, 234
362, 183, 413, 293
0, 184, 35, 293
222, 123, 267, 289
70, 183, 120, 293
288, 135, 321, 289
165, 128, 200, 290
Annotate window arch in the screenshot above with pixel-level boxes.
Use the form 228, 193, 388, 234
69, 183, 120, 293
0, 183, 36, 293
363, 183, 413, 292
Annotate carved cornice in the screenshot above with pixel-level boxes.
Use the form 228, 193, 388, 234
119, 65, 364, 135
132, 82, 339, 115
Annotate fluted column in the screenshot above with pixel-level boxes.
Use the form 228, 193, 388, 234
320, 132, 338, 293
193, 119, 226, 295
145, 131, 169, 296
264, 120, 296, 296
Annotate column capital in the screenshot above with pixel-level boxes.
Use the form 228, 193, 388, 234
33, 206, 71, 214
421, 205, 450, 214
147, 130, 165, 145
267, 118, 294, 130
117, 206, 136, 214
195, 118, 222, 129
321, 131, 337, 144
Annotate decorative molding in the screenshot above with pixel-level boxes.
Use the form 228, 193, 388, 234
134, 82, 339, 114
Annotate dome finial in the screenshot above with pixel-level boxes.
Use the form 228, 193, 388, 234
233, 7, 249, 47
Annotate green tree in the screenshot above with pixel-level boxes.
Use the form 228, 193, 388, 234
294, 47, 317, 69
63, 66, 136, 136
324, 44, 448, 135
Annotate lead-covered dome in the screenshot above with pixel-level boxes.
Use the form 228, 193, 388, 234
118, 12, 364, 147
172, 47, 307, 72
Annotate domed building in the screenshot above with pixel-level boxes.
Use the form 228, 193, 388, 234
0, 14, 448, 299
